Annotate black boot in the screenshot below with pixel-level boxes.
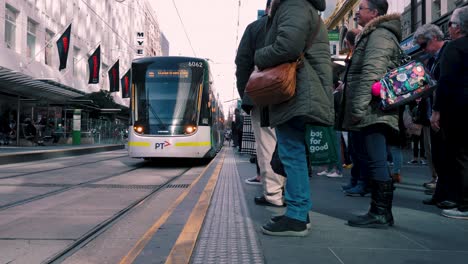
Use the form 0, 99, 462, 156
348, 180, 394, 228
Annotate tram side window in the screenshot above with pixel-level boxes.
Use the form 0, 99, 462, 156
199, 85, 212, 126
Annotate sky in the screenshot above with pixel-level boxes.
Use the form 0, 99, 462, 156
147, 0, 408, 115
149, 0, 270, 114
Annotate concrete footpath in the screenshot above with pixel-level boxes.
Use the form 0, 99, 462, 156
231, 148, 468, 264
0, 144, 125, 165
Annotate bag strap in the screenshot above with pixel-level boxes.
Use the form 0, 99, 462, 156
298, 15, 322, 62
304, 15, 322, 53
390, 37, 411, 65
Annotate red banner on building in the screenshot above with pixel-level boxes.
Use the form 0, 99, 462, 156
108, 60, 120, 92
56, 24, 72, 71
88, 46, 101, 84
121, 69, 131, 98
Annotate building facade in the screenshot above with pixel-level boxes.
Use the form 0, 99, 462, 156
0, 0, 167, 146
325, 0, 468, 57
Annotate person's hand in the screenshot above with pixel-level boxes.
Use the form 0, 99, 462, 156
430, 111, 440, 131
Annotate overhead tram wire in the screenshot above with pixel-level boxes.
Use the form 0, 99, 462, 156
235, 0, 242, 48
172, 0, 197, 57
232, 0, 242, 103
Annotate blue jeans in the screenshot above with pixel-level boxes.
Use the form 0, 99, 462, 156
276, 117, 311, 222
352, 125, 391, 182
389, 146, 402, 174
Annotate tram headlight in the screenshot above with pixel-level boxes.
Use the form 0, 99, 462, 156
184, 126, 197, 134
134, 125, 144, 134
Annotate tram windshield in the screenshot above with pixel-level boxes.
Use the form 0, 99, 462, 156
135, 63, 204, 135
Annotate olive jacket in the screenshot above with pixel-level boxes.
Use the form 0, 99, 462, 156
339, 13, 402, 131
254, 0, 334, 127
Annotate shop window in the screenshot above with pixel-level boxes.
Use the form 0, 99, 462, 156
27, 19, 38, 58
447, 0, 458, 15
5, 5, 18, 50
432, 0, 442, 22
73, 46, 81, 78
45, 29, 54, 65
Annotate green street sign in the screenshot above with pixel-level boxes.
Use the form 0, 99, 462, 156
328, 31, 340, 41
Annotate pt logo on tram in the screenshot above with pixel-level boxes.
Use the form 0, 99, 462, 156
155, 141, 171, 150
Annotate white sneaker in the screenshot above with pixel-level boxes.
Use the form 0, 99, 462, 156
245, 177, 262, 185
326, 171, 343, 178
442, 208, 468, 220
317, 170, 329, 176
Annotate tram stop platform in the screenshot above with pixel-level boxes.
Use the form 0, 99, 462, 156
0, 144, 125, 165
174, 146, 468, 264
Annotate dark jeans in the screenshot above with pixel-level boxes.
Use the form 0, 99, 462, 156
432, 129, 458, 202
442, 120, 468, 211
412, 134, 425, 159
348, 131, 368, 185
351, 125, 391, 182
342, 133, 352, 165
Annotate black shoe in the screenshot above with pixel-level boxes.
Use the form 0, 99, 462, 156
348, 212, 394, 228
254, 196, 285, 207
348, 180, 394, 229
424, 189, 435, 195
262, 216, 308, 237
437, 200, 458, 209
422, 198, 438, 205
271, 214, 311, 229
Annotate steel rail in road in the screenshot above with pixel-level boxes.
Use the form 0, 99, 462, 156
0, 154, 128, 180
42, 165, 195, 264
0, 161, 145, 212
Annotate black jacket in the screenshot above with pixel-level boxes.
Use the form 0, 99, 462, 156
235, 15, 269, 126
426, 41, 448, 115
433, 36, 468, 119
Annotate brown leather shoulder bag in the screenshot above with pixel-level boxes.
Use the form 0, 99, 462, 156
245, 16, 321, 106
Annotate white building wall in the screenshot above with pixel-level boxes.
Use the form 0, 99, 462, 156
0, 0, 164, 106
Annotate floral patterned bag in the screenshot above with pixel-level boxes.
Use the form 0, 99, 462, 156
380, 60, 437, 110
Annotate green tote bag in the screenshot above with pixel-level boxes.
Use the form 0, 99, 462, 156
305, 125, 338, 166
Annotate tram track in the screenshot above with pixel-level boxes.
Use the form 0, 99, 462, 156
0, 165, 145, 212
0, 154, 129, 180
42, 167, 193, 264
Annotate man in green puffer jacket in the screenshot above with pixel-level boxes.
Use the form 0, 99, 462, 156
254, 0, 333, 237
339, 0, 402, 229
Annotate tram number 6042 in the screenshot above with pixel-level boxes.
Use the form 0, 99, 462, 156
188, 61, 203, 67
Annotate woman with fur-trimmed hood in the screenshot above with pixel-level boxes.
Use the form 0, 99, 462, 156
339, 0, 402, 228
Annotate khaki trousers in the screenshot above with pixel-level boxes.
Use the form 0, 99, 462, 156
251, 107, 285, 205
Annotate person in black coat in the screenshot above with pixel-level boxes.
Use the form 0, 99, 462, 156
414, 24, 456, 207
430, 6, 468, 219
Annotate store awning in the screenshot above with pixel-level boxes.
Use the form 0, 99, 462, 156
324, 0, 359, 30
0, 66, 85, 102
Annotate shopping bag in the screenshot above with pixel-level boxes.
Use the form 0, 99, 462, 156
305, 125, 338, 166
